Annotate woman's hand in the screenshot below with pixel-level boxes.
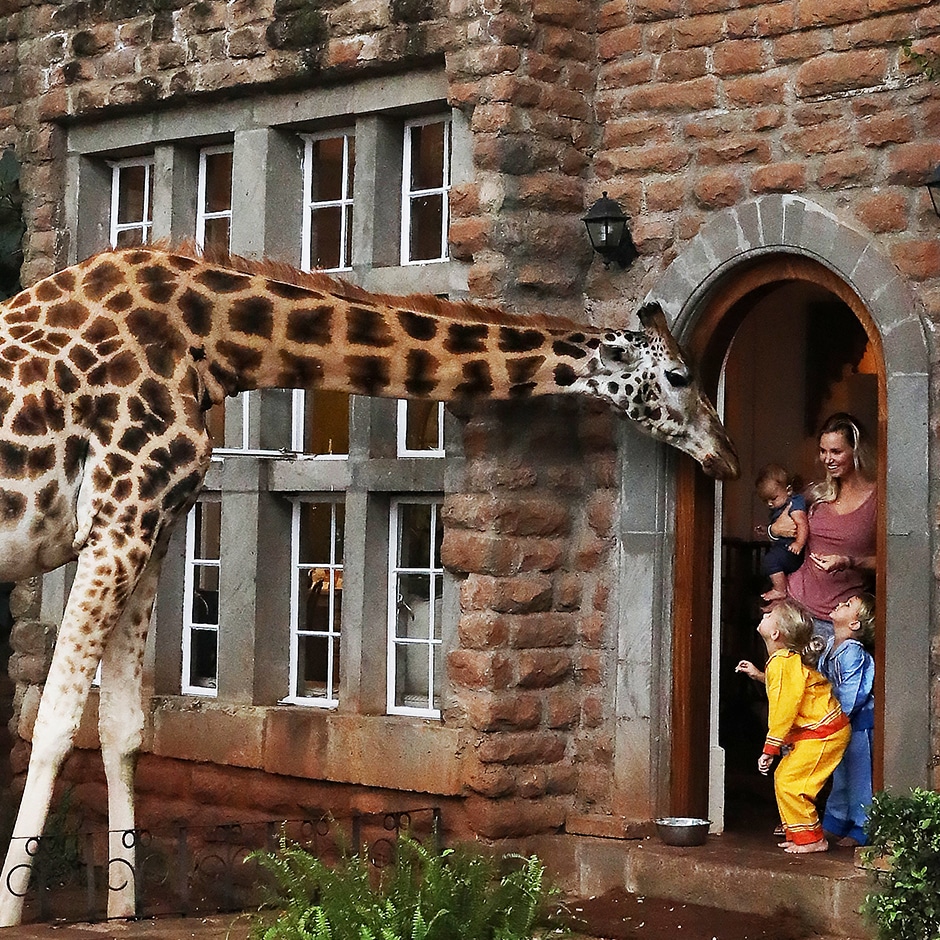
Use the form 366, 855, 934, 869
758, 754, 774, 775
769, 513, 797, 539
810, 553, 850, 573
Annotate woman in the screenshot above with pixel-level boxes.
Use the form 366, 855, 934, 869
768, 413, 876, 638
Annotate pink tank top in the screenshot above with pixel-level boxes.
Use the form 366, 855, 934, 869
786, 490, 876, 620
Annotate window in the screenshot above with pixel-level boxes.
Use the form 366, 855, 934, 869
302, 132, 355, 272
401, 117, 451, 264
196, 145, 233, 252
397, 400, 444, 456
182, 501, 222, 696
387, 500, 444, 717
109, 157, 154, 247
288, 501, 345, 706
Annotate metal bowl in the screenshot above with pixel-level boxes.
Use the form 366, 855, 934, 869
654, 817, 711, 846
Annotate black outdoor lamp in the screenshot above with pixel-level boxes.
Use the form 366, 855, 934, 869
927, 166, 940, 218
583, 192, 638, 268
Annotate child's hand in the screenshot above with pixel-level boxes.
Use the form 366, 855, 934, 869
758, 754, 773, 775
736, 660, 765, 682
787, 542, 803, 554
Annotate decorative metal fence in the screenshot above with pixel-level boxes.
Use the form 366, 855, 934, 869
8, 806, 442, 925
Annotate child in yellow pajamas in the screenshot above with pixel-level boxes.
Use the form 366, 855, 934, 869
753, 599, 850, 853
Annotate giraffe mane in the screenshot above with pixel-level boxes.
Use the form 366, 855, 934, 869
163, 241, 590, 332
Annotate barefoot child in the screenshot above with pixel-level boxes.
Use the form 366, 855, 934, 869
818, 594, 875, 847
738, 599, 850, 853
756, 464, 808, 602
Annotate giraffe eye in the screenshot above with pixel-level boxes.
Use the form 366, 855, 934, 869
665, 369, 690, 388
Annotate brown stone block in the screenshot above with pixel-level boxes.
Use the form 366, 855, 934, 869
756, 1, 797, 37
464, 691, 542, 731
886, 142, 940, 186
545, 690, 581, 729
658, 48, 707, 81
890, 239, 940, 280
477, 729, 567, 764
598, 143, 690, 177
554, 572, 583, 611
693, 169, 746, 210
854, 190, 910, 233
598, 54, 655, 88
571, 533, 615, 572
726, 8, 758, 38
487, 12, 535, 46
773, 29, 827, 62
624, 76, 719, 113
136, 753, 193, 799
448, 216, 490, 260
517, 173, 583, 212
464, 794, 566, 837
598, 0, 630, 30
580, 611, 607, 647
724, 72, 787, 107
634, 0, 681, 21
797, 0, 868, 27
796, 49, 888, 97
510, 612, 577, 649
713, 38, 764, 75
576, 651, 603, 686
784, 121, 853, 156
856, 111, 915, 148
532, 0, 584, 26
870, 0, 930, 11
816, 153, 874, 190
464, 760, 516, 797
152, 703, 264, 768
597, 24, 642, 60
517, 649, 573, 687
834, 11, 916, 49
448, 649, 514, 691
674, 12, 724, 48
458, 609, 510, 649
749, 162, 807, 194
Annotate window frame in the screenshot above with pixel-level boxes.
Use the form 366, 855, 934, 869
301, 129, 356, 274
108, 155, 154, 248
400, 116, 452, 266
195, 143, 234, 252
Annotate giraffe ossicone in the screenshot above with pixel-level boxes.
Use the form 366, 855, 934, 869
0, 245, 737, 925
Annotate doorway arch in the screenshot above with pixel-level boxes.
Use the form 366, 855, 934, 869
651, 196, 930, 817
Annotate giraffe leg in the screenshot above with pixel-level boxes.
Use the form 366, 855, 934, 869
96, 554, 166, 920
0, 539, 153, 927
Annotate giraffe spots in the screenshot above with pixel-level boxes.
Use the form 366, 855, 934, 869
37, 481, 62, 515
168, 254, 199, 272
507, 355, 545, 394
455, 360, 494, 397
54, 361, 81, 394
445, 322, 488, 354
12, 391, 64, 436
0, 388, 13, 423
552, 339, 587, 359
112, 478, 132, 501
404, 348, 439, 396
57, 270, 76, 291
95, 338, 123, 357
9, 324, 38, 341
137, 264, 178, 304
26, 444, 55, 478
498, 326, 545, 353
69, 344, 97, 371
347, 306, 393, 348
268, 280, 312, 300
2, 346, 27, 362
34, 279, 63, 302
162, 471, 204, 513
126, 306, 169, 345
92, 465, 111, 491
18, 357, 49, 386
0, 441, 28, 477
127, 307, 185, 378
64, 435, 87, 479
346, 355, 390, 395
7, 291, 29, 308
230, 296, 274, 339
196, 268, 249, 293
5, 306, 40, 325
83, 261, 125, 300
83, 316, 120, 343
87, 351, 141, 388
48, 300, 90, 329
217, 340, 262, 374
136, 378, 176, 427
0, 490, 26, 522
169, 435, 197, 465
0, 360, 13, 381
105, 453, 133, 476
553, 363, 577, 387
179, 288, 214, 336
277, 351, 323, 387
73, 393, 120, 443
286, 306, 332, 346
398, 310, 438, 341
105, 290, 134, 313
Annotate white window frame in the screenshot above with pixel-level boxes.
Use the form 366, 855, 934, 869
108, 156, 154, 247
396, 400, 445, 457
181, 500, 221, 698
400, 116, 451, 266
301, 130, 355, 273
195, 144, 234, 251
285, 499, 344, 708
387, 498, 443, 718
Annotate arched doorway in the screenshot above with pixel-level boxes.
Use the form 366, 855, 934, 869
670, 254, 887, 821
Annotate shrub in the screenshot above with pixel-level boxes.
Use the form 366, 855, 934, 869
862, 788, 940, 940
248, 836, 569, 940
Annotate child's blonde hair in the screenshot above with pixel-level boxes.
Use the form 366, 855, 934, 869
853, 592, 876, 649
772, 599, 819, 667
755, 463, 792, 500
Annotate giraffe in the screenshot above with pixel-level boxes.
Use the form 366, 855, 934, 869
0, 244, 738, 925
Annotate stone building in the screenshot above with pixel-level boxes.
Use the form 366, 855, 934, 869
0, 0, 939, 909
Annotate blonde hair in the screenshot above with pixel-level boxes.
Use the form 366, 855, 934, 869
809, 412, 872, 505
772, 599, 819, 667
755, 463, 791, 499
853, 592, 876, 649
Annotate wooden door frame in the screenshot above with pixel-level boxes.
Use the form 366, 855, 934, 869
670, 254, 886, 816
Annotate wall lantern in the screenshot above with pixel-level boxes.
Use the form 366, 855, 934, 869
927, 166, 940, 218
583, 192, 638, 268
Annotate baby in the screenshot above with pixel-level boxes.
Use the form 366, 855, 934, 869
756, 463, 808, 602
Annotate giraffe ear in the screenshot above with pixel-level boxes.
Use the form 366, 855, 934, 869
638, 301, 668, 331
599, 334, 642, 370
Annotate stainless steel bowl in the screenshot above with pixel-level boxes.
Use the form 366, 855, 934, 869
654, 816, 711, 846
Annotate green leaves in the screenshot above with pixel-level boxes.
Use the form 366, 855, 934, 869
0, 148, 24, 301
863, 788, 940, 940
248, 835, 566, 940
901, 40, 940, 83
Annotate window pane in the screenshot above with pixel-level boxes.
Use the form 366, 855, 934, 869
301, 390, 350, 456
395, 574, 431, 639
296, 634, 339, 700
397, 504, 434, 568
190, 567, 219, 624
410, 122, 446, 190
297, 573, 342, 634
258, 388, 294, 451
405, 400, 441, 451
394, 646, 430, 709
311, 137, 345, 202
310, 205, 342, 270
409, 194, 444, 261
115, 228, 144, 248
195, 501, 221, 559
298, 503, 345, 566
189, 628, 218, 690
117, 165, 147, 223
203, 216, 231, 252
204, 150, 233, 212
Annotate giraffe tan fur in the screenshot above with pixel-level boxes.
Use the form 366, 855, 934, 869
0, 246, 737, 925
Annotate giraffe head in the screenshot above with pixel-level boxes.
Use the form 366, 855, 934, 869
578, 302, 739, 479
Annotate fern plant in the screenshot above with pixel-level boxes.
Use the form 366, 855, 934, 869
248, 835, 567, 940
862, 788, 940, 940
